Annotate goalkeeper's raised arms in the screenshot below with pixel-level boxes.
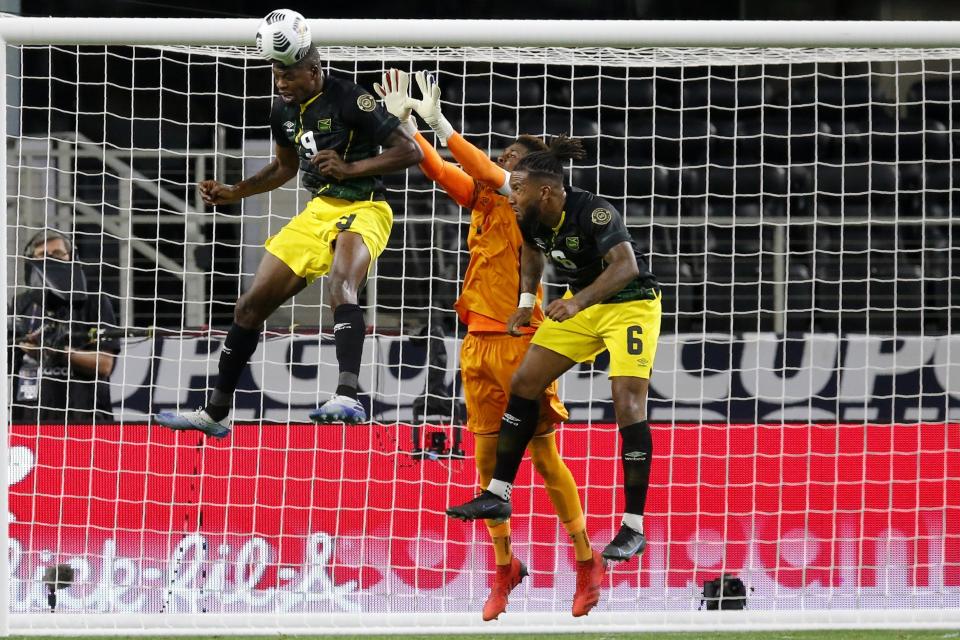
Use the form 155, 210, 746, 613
373, 68, 419, 136
413, 70, 455, 146
376, 68, 512, 193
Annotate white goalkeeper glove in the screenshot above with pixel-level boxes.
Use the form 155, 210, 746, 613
414, 70, 455, 146
373, 68, 419, 137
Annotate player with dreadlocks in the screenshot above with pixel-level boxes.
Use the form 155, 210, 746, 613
445, 135, 662, 564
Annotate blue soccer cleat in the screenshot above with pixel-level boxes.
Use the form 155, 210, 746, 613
446, 490, 512, 521
601, 524, 647, 562
309, 394, 368, 424
155, 408, 232, 438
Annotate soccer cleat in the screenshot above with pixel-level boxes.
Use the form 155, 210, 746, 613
309, 394, 368, 424
446, 490, 512, 521
601, 524, 647, 562
155, 408, 232, 438
572, 550, 607, 616
483, 556, 528, 621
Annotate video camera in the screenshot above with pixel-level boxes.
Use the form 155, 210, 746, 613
8, 316, 146, 353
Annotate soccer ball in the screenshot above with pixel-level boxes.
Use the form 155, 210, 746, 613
255, 9, 312, 66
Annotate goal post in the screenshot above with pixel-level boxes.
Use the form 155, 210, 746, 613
2, 16, 960, 635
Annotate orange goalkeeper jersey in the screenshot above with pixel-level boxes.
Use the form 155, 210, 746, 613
415, 132, 545, 333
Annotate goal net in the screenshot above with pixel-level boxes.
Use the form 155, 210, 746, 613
3, 19, 960, 633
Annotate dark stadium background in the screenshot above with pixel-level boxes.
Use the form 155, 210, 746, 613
9, 0, 960, 339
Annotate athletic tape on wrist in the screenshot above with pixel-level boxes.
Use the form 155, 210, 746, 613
518, 292, 537, 309
430, 115, 455, 146
400, 116, 418, 136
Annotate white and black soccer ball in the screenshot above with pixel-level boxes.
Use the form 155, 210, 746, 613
255, 9, 312, 66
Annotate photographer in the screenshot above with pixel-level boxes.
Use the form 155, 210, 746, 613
9, 230, 118, 424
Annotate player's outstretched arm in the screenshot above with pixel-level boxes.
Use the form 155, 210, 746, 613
199, 143, 299, 206
507, 240, 546, 336
413, 132, 476, 208
414, 71, 509, 192
546, 241, 639, 322
375, 69, 475, 207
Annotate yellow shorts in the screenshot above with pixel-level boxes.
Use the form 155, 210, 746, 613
461, 332, 569, 436
531, 293, 662, 378
264, 195, 393, 284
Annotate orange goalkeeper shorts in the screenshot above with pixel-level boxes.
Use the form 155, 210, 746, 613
460, 332, 568, 436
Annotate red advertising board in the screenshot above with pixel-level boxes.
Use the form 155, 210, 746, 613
8, 423, 960, 613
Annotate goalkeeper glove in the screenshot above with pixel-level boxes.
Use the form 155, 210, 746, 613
414, 70, 455, 146
373, 68, 419, 137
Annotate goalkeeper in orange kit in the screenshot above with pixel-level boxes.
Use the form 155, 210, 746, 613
375, 69, 606, 620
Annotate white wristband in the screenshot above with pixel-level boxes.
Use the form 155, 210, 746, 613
427, 114, 455, 146
399, 115, 418, 137
518, 292, 537, 309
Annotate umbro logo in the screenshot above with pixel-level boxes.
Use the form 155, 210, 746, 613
333, 322, 351, 332
283, 120, 295, 129
502, 413, 520, 427
624, 451, 647, 462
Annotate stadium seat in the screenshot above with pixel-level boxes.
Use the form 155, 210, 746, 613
905, 77, 960, 124
782, 73, 891, 126
609, 111, 715, 165
795, 162, 898, 215
833, 116, 949, 162
711, 111, 832, 166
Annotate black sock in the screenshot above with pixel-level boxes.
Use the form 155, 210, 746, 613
206, 323, 261, 421
333, 303, 365, 399
620, 420, 653, 515
491, 394, 540, 484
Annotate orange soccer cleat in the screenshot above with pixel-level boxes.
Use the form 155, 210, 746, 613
482, 556, 528, 621
572, 550, 607, 617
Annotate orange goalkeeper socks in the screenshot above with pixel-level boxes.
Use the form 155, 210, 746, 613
486, 521, 513, 566
565, 516, 594, 563
529, 432, 592, 561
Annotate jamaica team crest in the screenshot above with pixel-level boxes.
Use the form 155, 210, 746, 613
591, 207, 612, 225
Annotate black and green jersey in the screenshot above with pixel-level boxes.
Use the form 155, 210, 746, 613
270, 73, 400, 202
521, 186, 659, 304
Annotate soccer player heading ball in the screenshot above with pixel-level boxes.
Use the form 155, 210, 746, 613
155, 9, 422, 436
445, 134, 662, 564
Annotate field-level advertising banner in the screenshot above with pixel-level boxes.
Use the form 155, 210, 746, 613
8, 423, 960, 614
111, 333, 960, 425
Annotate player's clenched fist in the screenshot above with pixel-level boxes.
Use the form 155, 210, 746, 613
311, 150, 354, 180
198, 180, 241, 206
545, 298, 581, 322
506, 307, 534, 336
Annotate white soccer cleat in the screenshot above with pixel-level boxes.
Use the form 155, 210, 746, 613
309, 395, 367, 424
155, 408, 232, 438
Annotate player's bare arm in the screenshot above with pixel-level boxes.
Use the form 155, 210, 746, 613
311, 127, 422, 180
67, 349, 116, 379
545, 241, 639, 322
507, 241, 546, 336
199, 143, 299, 205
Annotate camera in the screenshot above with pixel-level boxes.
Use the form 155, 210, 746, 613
700, 573, 751, 610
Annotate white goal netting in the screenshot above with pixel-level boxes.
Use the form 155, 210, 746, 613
4, 37, 960, 632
